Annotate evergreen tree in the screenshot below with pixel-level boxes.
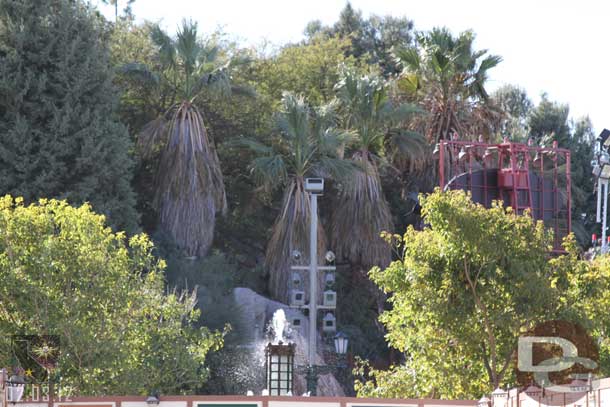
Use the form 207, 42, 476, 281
0, 0, 138, 232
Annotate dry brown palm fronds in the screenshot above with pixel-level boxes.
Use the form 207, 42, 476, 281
331, 153, 392, 270
265, 179, 327, 303
152, 102, 227, 256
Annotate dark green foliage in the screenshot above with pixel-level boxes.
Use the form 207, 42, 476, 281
528, 93, 571, 144
305, 3, 415, 76
0, 0, 138, 233
491, 84, 533, 141
526, 94, 596, 246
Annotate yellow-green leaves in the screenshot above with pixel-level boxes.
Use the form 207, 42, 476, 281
0, 196, 223, 395
361, 190, 596, 399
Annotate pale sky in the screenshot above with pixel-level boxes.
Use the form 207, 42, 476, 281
97, 0, 610, 134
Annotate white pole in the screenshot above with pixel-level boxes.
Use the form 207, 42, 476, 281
602, 180, 608, 254
597, 178, 603, 223
308, 192, 318, 367
1, 368, 6, 407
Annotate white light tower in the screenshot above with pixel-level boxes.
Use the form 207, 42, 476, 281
594, 129, 610, 253
290, 178, 337, 395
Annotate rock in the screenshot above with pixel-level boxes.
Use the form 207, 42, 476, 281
233, 287, 345, 396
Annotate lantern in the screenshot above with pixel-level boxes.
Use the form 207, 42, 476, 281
265, 342, 295, 396
324, 272, 335, 288
322, 312, 336, 333
290, 290, 305, 306
477, 396, 490, 407
291, 272, 302, 288
323, 290, 336, 308
334, 331, 349, 355
145, 395, 160, 407
491, 388, 508, 407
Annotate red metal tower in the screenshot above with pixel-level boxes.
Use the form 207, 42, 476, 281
437, 137, 571, 252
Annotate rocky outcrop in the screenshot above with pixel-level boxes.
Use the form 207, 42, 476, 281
233, 287, 344, 396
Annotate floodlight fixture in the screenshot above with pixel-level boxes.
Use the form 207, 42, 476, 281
304, 178, 324, 194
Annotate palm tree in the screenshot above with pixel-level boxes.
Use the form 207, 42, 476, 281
121, 21, 247, 257
394, 28, 502, 143
243, 92, 353, 302
331, 66, 424, 271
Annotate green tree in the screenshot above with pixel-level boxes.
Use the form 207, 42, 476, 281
526, 95, 596, 246
565, 117, 596, 246
527, 93, 571, 145
242, 92, 353, 302
551, 246, 610, 376
305, 3, 415, 76
491, 84, 533, 141
250, 35, 358, 106
110, 20, 159, 133
0, 0, 139, 233
120, 20, 249, 257
0, 196, 223, 395
394, 28, 502, 143
360, 190, 560, 398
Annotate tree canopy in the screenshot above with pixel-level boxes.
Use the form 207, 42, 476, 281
0, 196, 223, 395
358, 190, 609, 399
0, 0, 139, 233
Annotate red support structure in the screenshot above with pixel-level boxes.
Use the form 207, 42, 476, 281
436, 139, 571, 253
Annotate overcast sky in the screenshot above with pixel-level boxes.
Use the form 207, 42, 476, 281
96, 0, 610, 134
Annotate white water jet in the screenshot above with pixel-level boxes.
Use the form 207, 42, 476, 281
271, 308, 287, 343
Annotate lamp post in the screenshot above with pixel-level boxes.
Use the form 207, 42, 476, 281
300, 331, 349, 395
1, 369, 25, 405
289, 178, 342, 396
477, 396, 491, 407
265, 342, 296, 396
593, 129, 610, 253
491, 388, 508, 407
145, 394, 160, 407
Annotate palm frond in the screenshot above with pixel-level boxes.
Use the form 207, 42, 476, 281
150, 24, 176, 68
154, 102, 227, 256
387, 129, 430, 172
233, 136, 272, 155
312, 156, 360, 181
116, 63, 160, 89
176, 19, 201, 75
137, 116, 168, 160
393, 46, 420, 70
330, 154, 392, 269
250, 155, 288, 191
396, 28, 501, 142
201, 67, 232, 99
275, 92, 311, 142
383, 102, 423, 124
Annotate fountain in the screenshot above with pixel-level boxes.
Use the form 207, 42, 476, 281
229, 287, 344, 396
270, 309, 288, 343
265, 309, 296, 395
